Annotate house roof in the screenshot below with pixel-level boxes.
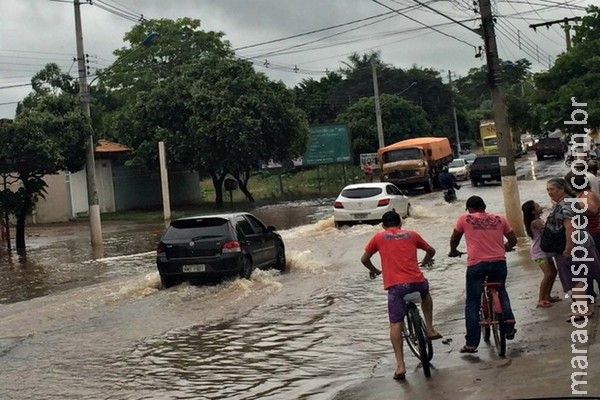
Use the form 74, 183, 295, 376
96, 139, 132, 154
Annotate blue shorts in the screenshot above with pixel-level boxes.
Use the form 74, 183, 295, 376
387, 280, 430, 323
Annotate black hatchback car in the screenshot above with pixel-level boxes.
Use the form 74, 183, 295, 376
156, 212, 286, 288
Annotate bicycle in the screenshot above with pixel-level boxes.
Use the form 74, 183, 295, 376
402, 291, 433, 377
479, 280, 507, 357
449, 250, 514, 357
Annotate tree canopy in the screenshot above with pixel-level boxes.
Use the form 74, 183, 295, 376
1, 64, 89, 249
101, 18, 309, 206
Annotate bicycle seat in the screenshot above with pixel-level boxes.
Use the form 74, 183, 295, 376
482, 282, 502, 288
403, 291, 422, 303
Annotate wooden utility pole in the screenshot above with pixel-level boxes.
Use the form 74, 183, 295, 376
372, 60, 385, 149
530, 17, 581, 50
478, 0, 524, 236
448, 70, 461, 156
74, 0, 103, 247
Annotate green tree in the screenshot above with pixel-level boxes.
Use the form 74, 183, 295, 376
337, 94, 431, 161
104, 19, 308, 206
1, 65, 89, 249
534, 6, 600, 135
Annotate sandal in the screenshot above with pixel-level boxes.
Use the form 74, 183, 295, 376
393, 372, 406, 380
567, 313, 593, 323
459, 345, 478, 353
537, 301, 552, 308
549, 296, 563, 303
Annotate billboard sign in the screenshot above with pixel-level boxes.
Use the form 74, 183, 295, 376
303, 124, 351, 166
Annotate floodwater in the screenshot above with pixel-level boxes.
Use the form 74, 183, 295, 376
0, 154, 568, 399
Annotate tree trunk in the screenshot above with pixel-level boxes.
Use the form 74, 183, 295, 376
231, 168, 255, 202
210, 171, 226, 208
15, 212, 26, 250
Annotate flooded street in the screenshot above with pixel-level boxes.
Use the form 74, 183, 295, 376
0, 153, 570, 399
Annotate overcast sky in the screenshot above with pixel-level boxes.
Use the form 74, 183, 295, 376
0, 0, 595, 119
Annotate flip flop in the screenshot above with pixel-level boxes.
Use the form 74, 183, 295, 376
459, 345, 478, 353
549, 296, 563, 303
567, 313, 593, 323
427, 333, 443, 340
393, 372, 406, 380
537, 301, 552, 308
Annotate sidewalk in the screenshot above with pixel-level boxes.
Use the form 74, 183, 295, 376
334, 248, 600, 399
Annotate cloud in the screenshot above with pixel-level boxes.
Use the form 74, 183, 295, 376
0, 0, 587, 118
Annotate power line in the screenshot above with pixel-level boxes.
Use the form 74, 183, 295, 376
233, 10, 401, 51
371, 0, 479, 50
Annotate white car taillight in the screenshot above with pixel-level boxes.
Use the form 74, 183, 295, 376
334, 201, 344, 209
377, 198, 390, 207
223, 240, 241, 253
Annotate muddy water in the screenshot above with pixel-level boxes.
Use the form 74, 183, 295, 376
0, 154, 568, 399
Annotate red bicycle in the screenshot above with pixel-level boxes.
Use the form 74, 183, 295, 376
479, 281, 507, 357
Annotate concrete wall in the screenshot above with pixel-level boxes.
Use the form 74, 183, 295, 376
112, 165, 201, 211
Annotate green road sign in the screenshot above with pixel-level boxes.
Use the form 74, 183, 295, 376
303, 124, 351, 166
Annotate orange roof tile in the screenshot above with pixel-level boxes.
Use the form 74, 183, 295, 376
96, 139, 132, 153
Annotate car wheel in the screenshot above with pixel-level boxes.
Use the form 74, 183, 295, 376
334, 221, 344, 229
274, 245, 286, 271
406, 203, 411, 218
471, 179, 478, 187
160, 275, 177, 289
240, 256, 254, 279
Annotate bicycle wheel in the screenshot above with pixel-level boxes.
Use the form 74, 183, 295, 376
403, 306, 421, 359
409, 307, 431, 377
480, 291, 491, 342
490, 290, 507, 357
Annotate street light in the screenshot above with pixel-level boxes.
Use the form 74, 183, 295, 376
374, 81, 419, 148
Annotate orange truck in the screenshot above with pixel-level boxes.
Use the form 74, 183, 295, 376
377, 137, 453, 192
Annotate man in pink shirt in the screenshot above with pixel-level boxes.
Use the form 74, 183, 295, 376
361, 211, 441, 380
449, 196, 518, 353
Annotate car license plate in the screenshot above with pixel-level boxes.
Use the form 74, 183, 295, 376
182, 264, 206, 273
353, 213, 369, 219
482, 174, 491, 178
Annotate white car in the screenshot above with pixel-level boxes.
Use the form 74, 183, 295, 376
448, 158, 470, 180
333, 182, 410, 228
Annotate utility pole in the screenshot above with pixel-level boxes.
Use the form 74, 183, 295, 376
74, 0, 103, 247
530, 17, 581, 50
448, 70, 461, 156
478, 0, 524, 236
372, 60, 385, 149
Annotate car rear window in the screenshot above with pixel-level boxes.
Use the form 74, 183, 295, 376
473, 156, 498, 165
164, 217, 230, 240
341, 187, 383, 198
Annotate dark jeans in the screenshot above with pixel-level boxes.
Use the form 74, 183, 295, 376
465, 260, 516, 347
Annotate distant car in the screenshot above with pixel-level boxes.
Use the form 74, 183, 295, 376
333, 182, 410, 228
462, 153, 477, 165
156, 212, 286, 288
448, 158, 470, 180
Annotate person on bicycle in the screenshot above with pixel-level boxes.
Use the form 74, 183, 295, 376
448, 195, 518, 353
438, 166, 457, 190
361, 210, 441, 380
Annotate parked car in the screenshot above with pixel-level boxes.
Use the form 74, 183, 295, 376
333, 182, 411, 228
470, 155, 501, 187
156, 212, 286, 288
448, 158, 470, 180
462, 153, 477, 165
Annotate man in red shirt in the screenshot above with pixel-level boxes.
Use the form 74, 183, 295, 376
361, 211, 441, 380
363, 161, 374, 182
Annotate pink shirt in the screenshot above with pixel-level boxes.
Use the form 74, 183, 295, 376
454, 212, 512, 266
